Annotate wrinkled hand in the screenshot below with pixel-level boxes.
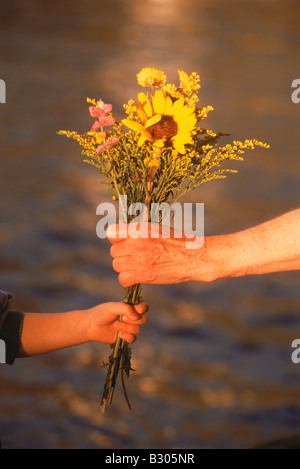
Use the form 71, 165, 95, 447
86, 301, 148, 344
107, 222, 209, 287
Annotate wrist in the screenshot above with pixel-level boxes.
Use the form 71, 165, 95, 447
81, 308, 95, 343
195, 231, 261, 281
70, 309, 91, 344
190, 235, 242, 282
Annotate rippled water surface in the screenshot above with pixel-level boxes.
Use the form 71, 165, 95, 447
0, 0, 300, 449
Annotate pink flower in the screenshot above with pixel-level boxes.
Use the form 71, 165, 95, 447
90, 115, 116, 132
89, 100, 113, 118
89, 106, 106, 118
98, 115, 116, 127
90, 120, 101, 132
95, 137, 120, 155
98, 99, 113, 113
89, 99, 116, 131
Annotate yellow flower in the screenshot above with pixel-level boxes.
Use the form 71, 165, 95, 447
122, 90, 197, 154
137, 68, 167, 88
178, 70, 201, 93
163, 83, 184, 100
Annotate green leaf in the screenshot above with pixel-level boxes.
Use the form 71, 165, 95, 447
108, 187, 118, 198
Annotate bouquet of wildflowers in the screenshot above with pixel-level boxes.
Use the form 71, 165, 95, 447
59, 67, 269, 412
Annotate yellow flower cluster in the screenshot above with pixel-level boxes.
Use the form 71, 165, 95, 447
121, 68, 206, 157
122, 90, 197, 155
137, 67, 167, 88
200, 139, 270, 168
59, 67, 270, 203
163, 83, 184, 100
178, 70, 200, 91
197, 105, 214, 120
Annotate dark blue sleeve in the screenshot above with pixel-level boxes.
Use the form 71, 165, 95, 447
0, 290, 24, 365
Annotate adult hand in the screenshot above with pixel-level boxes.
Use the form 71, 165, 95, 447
107, 222, 214, 287
107, 208, 300, 287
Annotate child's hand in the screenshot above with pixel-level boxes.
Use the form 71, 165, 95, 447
85, 302, 148, 344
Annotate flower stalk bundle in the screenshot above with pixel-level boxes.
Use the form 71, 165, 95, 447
59, 67, 269, 412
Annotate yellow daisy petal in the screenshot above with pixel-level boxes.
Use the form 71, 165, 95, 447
179, 106, 196, 118
174, 132, 193, 146
138, 92, 153, 118
171, 96, 186, 114
138, 134, 149, 146
122, 119, 145, 132
145, 114, 162, 129
173, 140, 186, 154
180, 115, 197, 129
138, 92, 148, 103
153, 139, 165, 148
164, 96, 174, 115
135, 103, 148, 122
153, 90, 166, 114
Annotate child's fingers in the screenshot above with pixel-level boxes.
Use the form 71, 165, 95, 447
122, 302, 149, 319
133, 302, 149, 315
119, 332, 137, 344
118, 322, 141, 335
110, 301, 149, 322
116, 304, 149, 343
122, 311, 148, 325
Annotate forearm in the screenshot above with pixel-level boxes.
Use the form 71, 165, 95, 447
197, 209, 300, 281
18, 310, 88, 357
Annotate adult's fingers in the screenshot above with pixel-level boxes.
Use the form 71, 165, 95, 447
112, 256, 138, 273
118, 271, 141, 288
107, 222, 161, 245
106, 223, 129, 244
110, 241, 138, 259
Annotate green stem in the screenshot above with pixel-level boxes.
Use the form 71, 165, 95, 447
106, 333, 123, 406
100, 284, 142, 413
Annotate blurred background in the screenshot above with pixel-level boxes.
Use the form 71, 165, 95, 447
0, 0, 300, 449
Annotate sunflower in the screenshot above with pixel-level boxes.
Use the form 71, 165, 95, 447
122, 90, 197, 154
137, 67, 167, 88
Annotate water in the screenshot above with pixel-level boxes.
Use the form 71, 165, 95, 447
0, 0, 300, 449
